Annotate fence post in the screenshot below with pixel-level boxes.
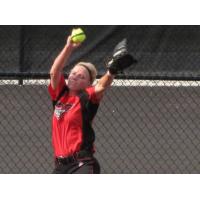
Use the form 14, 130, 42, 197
19, 25, 25, 85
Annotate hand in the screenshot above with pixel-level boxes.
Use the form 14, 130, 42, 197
66, 36, 81, 51
106, 38, 136, 75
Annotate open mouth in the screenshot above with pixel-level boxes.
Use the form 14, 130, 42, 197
69, 78, 76, 83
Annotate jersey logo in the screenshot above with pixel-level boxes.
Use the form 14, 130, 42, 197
54, 102, 73, 119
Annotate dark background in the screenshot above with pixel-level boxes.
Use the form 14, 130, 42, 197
1, 25, 200, 78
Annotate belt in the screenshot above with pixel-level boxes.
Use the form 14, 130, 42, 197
55, 150, 93, 165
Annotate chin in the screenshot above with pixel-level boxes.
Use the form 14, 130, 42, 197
68, 82, 87, 91
68, 85, 80, 91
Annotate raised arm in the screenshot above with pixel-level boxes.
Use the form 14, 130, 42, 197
50, 36, 81, 90
94, 38, 135, 99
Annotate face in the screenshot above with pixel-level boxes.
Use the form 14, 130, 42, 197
68, 65, 91, 92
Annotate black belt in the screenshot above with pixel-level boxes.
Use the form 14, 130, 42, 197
55, 150, 93, 165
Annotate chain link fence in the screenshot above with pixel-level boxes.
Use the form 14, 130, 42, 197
1, 78, 200, 173
1, 25, 200, 173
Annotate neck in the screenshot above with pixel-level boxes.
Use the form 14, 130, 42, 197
69, 90, 78, 96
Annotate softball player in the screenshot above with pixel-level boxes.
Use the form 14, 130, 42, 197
49, 33, 134, 174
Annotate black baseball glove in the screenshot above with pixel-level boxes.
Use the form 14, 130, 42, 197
106, 38, 137, 75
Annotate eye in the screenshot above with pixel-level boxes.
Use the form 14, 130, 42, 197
77, 75, 85, 79
70, 71, 76, 76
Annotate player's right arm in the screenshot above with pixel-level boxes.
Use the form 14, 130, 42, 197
50, 36, 81, 90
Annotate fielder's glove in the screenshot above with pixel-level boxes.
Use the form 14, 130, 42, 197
106, 38, 137, 75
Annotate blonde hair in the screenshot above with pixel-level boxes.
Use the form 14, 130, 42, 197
76, 62, 97, 84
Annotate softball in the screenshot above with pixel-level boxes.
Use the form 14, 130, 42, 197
71, 28, 86, 43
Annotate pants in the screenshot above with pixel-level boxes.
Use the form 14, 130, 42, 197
53, 157, 100, 174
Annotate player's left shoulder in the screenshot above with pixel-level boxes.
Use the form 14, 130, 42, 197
86, 85, 103, 103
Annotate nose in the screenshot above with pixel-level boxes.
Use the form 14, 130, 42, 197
70, 74, 77, 81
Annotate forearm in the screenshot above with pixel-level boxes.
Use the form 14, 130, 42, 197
50, 44, 73, 75
95, 71, 115, 97
98, 71, 114, 89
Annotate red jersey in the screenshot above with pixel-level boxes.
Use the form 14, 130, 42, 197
48, 75, 101, 157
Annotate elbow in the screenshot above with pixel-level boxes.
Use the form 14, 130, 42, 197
50, 69, 56, 79
95, 84, 106, 94
50, 68, 56, 76
50, 63, 60, 77
50, 70, 61, 81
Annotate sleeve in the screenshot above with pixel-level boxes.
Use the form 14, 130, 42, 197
48, 74, 66, 100
85, 86, 103, 104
